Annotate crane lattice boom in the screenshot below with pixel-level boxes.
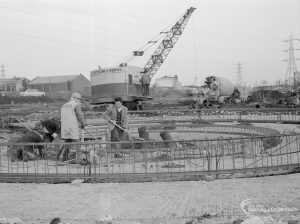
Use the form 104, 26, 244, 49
142, 7, 196, 80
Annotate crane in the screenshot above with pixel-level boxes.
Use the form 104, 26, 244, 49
89, 7, 196, 109
140, 7, 196, 81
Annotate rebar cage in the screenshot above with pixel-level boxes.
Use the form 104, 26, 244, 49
0, 133, 299, 183
1, 108, 300, 183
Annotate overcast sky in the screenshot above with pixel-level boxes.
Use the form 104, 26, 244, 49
0, 0, 299, 86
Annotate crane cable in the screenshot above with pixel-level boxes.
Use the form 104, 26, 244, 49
192, 15, 199, 87
113, 31, 167, 67
113, 13, 184, 67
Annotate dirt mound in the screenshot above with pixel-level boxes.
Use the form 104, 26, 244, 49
248, 90, 284, 103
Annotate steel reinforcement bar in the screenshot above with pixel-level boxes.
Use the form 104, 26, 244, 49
0, 133, 299, 183
85, 108, 300, 126
83, 122, 282, 142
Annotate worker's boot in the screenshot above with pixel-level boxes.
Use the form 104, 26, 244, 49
113, 143, 123, 158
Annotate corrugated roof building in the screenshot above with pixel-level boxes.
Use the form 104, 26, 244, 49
29, 74, 90, 96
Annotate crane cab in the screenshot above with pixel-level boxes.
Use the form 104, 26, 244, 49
90, 65, 152, 109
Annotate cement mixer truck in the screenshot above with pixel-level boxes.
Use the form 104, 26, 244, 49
180, 76, 236, 108
202, 76, 235, 105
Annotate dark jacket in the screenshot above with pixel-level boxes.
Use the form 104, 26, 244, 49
103, 104, 128, 131
41, 119, 61, 135
41, 119, 61, 142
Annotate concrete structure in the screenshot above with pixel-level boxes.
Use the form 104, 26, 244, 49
154, 75, 181, 89
29, 74, 90, 96
0, 78, 25, 93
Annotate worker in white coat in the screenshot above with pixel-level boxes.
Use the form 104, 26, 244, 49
58, 92, 86, 161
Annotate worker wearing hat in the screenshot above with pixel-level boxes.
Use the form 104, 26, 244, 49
103, 97, 129, 153
59, 92, 86, 161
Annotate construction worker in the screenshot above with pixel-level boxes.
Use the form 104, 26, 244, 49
35, 118, 61, 143
8, 131, 44, 162
141, 73, 150, 96
59, 92, 86, 161
103, 97, 128, 155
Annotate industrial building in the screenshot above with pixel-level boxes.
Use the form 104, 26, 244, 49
29, 74, 90, 96
0, 77, 26, 94
154, 75, 182, 90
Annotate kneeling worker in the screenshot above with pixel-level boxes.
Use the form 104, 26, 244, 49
36, 118, 61, 143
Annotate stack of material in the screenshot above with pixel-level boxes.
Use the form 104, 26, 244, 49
262, 130, 281, 151
160, 130, 175, 148
136, 126, 150, 149
138, 126, 149, 141
248, 90, 284, 104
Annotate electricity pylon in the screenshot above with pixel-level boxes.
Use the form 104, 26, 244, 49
235, 62, 243, 87
283, 34, 300, 89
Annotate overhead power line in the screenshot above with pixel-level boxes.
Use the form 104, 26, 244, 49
71, 0, 164, 24
0, 4, 284, 44
3, 16, 143, 43
0, 37, 127, 59
26, 0, 159, 30
0, 29, 125, 53
0, 4, 155, 39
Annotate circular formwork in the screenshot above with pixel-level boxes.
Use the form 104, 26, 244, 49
78, 117, 300, 183
0, 109, 300, 184
1, 109, 300, 224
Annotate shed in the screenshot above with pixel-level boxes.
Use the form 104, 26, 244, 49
29, 74, 90, 96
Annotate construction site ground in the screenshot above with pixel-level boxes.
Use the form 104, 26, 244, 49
1, 103, 300, 223
0, 124, 300, 223
0, 173, 299, 224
